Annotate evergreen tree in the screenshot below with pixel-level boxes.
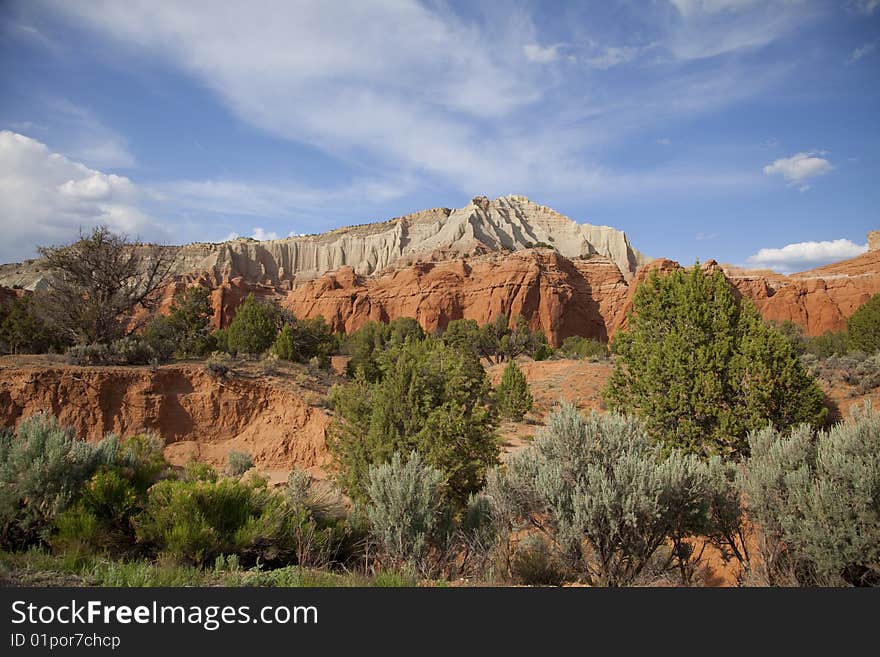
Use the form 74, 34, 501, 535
496, 360, 533, 421
847, 293, 880, 353
143, 286, 215, 358
604, 265, 826, 457
225, 294, 282, 355
330, 337, 497, 509
0, 295, 71, 354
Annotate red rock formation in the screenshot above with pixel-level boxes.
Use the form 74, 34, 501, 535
726, 249, 880, 335
282, 250, 630, 345
0, 364, 331, 473
278, 249, 880, 343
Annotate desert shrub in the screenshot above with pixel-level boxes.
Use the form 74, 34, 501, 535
273, 317, 335, 366
330, 336, 498, 509
486, 403, 736, 586
533, 343, 554, 361
511, 535, 564, 586
769, 320, 808, 355
114, 432, 169, 493
286, 469, 312, 509
0, 294, 71, 355
441, 319, 481, 354
442, 315, 548, 363
204, 357, 230, 378
53, 469, 140, 555
496, 360, 533, 421
804, 330, 848, 358
50, 433, 168, 556
604, 265, 826, 457
139, 317, 178, 362
226, 294, 282, 356
212, 328, 230, 354
184, 460, 219, 483
344, 318, 424, 380
226, 450, 254, 477
847, 293, 880, 354
558, 335, 607, 360
152, 286, 215, 358
740, 405, 880, 586
365, 451, 448, 572
134, 477, 319, 567
0, 413, 113, 549
66, 337, 165, 366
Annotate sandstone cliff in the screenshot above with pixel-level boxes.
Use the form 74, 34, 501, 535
283, 249, 630, 345
0, 195, 646, 290
0, 363, 331, 473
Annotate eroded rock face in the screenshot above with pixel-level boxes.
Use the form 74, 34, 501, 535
0, 364, 331, 473
727, 249, 880, 335
282, 250, 880, 344
283, 250, 632, 345
0, 195, 646, 290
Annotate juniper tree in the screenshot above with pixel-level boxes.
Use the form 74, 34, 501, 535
330, 336, 498, 509
225, 293, 282, 355
604, 265, 826, 457
847, 293, 880, 354
496, 360, 533, 421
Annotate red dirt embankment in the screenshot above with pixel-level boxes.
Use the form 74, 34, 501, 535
0, 362, 331, 476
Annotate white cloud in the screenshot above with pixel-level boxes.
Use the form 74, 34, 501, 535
44, 99, 136, 169
696, 231, 718, 240
585, 45, 642, 70
850, 0, 879, 15
523, 43, 560, 63
848, 40, 879, 63
657, 137, 672, 145
160, 175, 413, 219
671, 0, 769, 18
25, 1, 807, 204
746, 239, 868, 273
666, 0, 808, 61
763, 151, 834, 191
251, 227, 279, 241
0, 130, 163, 262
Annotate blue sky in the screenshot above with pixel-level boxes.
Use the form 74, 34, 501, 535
1, 0, 878, 272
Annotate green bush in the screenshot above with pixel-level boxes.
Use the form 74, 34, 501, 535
212, 328, 230, 354
805, 330, 848, 358
226, 294, 282, 356
227, 450, 254, 477
486, 403, 739, 586
604, 265, 826, 457
53, 469, 140, 555
50, 432, 169, 556
134, 477, 314, 567
365, 452, 447, 572
184, 461, 218, 483
847, 293, 880, 354
740, 404, 880, 586
330, 336, 498, 509
150, 286, 215, 358
441, 315, 549, 363
0, 413, 113, 549
511, 535, 564, 586
66, 337, 165, 366
344, 318, 424, 380
273, 316, 335, 366
558, 335, 607, 360
0, 294, 71, 355
496, 360, 533, 421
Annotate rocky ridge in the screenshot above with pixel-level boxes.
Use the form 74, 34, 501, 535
0, 195, 646, 290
